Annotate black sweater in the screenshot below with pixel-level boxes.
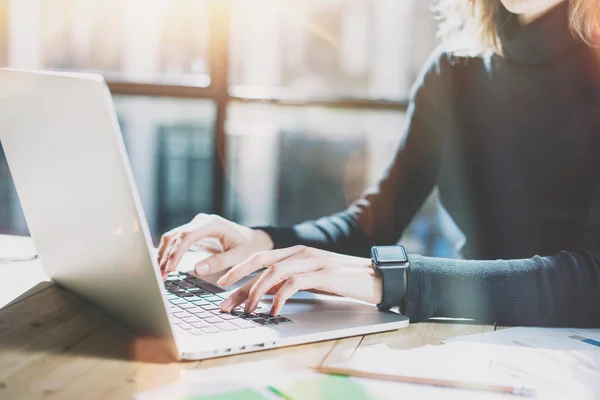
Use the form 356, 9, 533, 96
261, 4, 600, 326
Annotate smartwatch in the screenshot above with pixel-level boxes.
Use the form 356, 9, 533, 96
371, 245, 409, 312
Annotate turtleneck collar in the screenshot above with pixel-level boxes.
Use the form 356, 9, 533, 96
497, 2, 583, 65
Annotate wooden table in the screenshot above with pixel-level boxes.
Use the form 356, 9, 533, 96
0, 235, 496, 399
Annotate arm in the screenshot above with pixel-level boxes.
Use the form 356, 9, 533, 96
406, 181, 600, 327
260, 49, 453, 257
216, 184, 600, 325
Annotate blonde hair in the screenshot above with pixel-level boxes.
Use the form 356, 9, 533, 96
438, 0, 600, 52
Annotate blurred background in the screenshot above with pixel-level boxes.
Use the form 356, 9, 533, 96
0, 0, 456, 257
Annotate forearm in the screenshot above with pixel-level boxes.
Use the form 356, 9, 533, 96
258, 49, 452, 259
405, 249, 600, 327
257, 211, 374, 257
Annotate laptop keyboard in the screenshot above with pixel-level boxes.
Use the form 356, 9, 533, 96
165, 272, 292, 336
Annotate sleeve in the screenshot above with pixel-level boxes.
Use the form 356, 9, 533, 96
405, 180, 600, 327
258, 49, 454, 257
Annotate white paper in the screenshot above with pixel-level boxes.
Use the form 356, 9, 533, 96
445, 327, 600, 399
135, 354, 518, 400
332, 344, 524, 399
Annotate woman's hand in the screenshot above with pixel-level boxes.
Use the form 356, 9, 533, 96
157, 214, 274, 280
217, 246, 383, 316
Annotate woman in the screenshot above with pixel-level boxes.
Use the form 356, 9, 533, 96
158, 0, 600, 326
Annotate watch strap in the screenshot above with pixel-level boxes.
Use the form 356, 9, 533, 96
376, 263, 408, 310
371, 245, 409, 311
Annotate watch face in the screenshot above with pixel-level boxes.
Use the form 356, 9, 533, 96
372, 245, 408, 265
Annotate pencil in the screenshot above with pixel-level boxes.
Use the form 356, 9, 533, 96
313, 365, 535, 397
267, 385, 294, 400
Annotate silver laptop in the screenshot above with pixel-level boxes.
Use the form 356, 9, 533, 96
0, 69, 408, 360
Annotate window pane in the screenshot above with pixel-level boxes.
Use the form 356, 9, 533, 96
0, 0, 7, 66
0, 97, 215, 239
230, 0, 438, 100
225, 103, 454, 257
114, 97, 216, 240
3, 0, 210, 85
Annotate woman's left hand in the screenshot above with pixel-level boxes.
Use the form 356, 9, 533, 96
216, 245, 383, 316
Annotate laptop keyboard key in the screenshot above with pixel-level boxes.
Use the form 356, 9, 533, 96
177, 324, 192, 330
189, 329, 204, 336
255, 313, 274, 319
234, 312, 255, 319
172, 311, 190, 318
213, 322, 237, 331
230, 319, 258, 329
268, 317, 292, 324
201, 326, 221, 334
219, 314, 238, 320
189, 308, 210, 315
204, 317, 222, 324
178, 303, 195, 309
191, 321, 210, 328
169, 299, 187, 305
252, 318, 273, 326
181, 315, 201, 323
192, 299, 210, 306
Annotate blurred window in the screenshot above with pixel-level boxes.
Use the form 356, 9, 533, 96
0, 0, 450, 256
113, 96, 216, 238
230, 0, 436, 99
8, 0, 210, 85
225, 103, 453, 256
0, 0, 7, 66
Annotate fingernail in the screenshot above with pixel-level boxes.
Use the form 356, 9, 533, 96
195, 262, 209, 275
216, 276, 227, 286
220, 298, 232, 311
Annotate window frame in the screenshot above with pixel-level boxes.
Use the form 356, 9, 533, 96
106, 0, 409, 218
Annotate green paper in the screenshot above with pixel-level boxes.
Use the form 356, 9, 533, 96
184, 388, 268, 400
279, 375, 380, 400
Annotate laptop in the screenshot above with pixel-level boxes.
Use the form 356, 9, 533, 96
0, 69, 408, 360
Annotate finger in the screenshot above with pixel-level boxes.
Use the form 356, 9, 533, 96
266, 281, 285, 295
158, 224, 191, 267
164, 233, 184, 273
194, 245, 249, 277
271, 271, 326, 316
157, 233, 171, 264
159, 233, 180, 273
217, 245, 310, 286
244, 258, 327, 312
165, 224, 229, 274
219, 275, 260, 312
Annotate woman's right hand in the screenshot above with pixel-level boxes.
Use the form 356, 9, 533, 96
157, 214, 274, 280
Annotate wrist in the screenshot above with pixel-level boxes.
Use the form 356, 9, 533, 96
252, 228, 275, 251
371, 268, 384, 305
